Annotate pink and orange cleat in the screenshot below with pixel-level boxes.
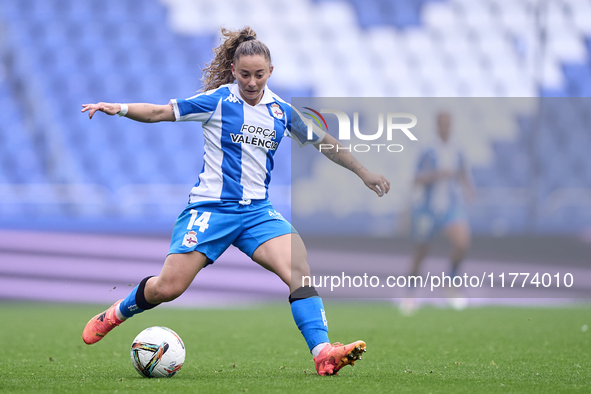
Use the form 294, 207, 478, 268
82, 300, 124, 344
314, 340, 366, 376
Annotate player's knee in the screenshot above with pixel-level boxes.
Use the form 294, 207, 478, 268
451, 244, 468, 261
291, 259, 311, 283
151, 283, 186, 303
293, 261, 310, 277
459, 239, 470, 253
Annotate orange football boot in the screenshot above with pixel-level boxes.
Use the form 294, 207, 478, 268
314, 340, 366, 376
82, 300, 124, 344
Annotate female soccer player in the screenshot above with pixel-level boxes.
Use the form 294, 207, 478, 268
401, 111, 474, 313
81, 27, 390, 376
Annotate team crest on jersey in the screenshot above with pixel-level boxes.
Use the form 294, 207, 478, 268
270, 103, 283, 120
182, 230, 198, 247
224, 93, 241, 104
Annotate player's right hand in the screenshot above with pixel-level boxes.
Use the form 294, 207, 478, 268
81, 102, 121, 119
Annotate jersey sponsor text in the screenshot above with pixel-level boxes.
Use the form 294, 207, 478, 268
230, 134, 279, 150
240, 124, 277, 138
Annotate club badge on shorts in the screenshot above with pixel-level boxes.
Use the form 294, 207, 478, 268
270, 103, 283, 120
182, 230, 198, 247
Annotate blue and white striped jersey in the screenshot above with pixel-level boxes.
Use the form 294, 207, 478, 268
170, 83, 324, 203
413, 140, 469, 213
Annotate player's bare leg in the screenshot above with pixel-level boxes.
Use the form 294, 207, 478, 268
400, 242, 429, 315
409, 242, 430, 279
444, 221, 471, 310
144, 251, 209, 303
445, 221, 470, 270
82, 251, 207, 344
252, 233, 309, 293
253, 233, 366, 375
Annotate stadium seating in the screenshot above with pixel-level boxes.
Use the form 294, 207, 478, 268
0, 0, 590, 234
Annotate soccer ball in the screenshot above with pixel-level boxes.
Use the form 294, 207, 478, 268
130, 326, 185, 378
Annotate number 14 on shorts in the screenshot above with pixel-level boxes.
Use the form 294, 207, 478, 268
187, 209, 211, 232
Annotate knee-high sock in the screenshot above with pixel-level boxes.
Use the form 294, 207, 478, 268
290, 286, 329, 352
118, 276, 159, 318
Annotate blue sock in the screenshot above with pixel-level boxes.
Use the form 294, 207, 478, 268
119, 285, 143, 318
119, 276, 158, 318
289, 287, 329, 352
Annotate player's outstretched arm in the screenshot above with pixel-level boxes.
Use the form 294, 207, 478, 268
81, 102, 175, 123
314, 133, 390, 197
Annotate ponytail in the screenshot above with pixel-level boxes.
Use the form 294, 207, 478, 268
201, 26, 272, 92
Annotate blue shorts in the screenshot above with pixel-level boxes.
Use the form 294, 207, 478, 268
169, 199, 295, 265
411, 205, 467, 243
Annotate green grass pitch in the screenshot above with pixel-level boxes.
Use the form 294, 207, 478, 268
1, 301, 589, 393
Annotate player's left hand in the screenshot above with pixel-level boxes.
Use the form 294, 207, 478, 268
358, 168, 390, 197
81, 102, 121, 119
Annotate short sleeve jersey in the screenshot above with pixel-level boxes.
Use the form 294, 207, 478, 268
170, 83, 325, 203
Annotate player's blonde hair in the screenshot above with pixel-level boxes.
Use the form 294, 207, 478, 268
201, 26, 272, 92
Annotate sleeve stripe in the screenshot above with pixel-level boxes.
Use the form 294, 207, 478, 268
170, 99, 181, 122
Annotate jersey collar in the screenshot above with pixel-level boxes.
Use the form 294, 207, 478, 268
231, 83, 275, 106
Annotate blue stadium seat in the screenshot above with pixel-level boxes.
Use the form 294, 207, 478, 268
6, 146, 45, 184
52, 0, 94, 21
69, 21, 107, 49
388, 0, 423, 28
350, 0, 383, 29
33, 20, 72, 49
0, 0, 19, 19
562, 63, 591, 82
540, 87, 568, 97
15, 0, 57, 22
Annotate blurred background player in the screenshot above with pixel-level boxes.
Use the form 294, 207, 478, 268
81, 26, 389, 376
401, 111, 475, 314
